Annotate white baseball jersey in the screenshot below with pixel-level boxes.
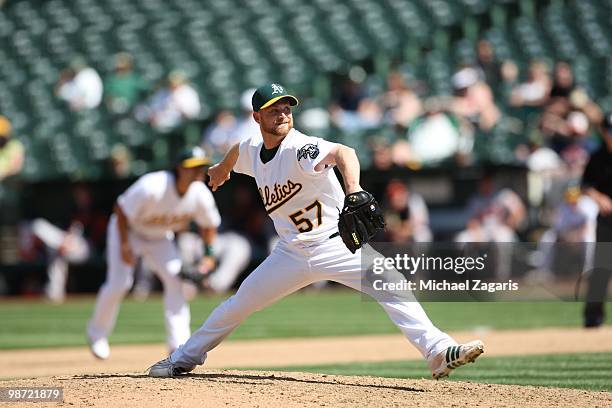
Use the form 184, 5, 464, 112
117, 171, 221, 240
233, 129, 344, 244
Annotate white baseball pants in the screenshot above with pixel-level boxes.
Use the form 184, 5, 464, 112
171, 236, 456, 367
87, 215, 190, 350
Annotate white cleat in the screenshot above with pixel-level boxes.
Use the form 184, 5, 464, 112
88, 337, 110, 360
148, 357, 196, 378
431, 340, 484, 379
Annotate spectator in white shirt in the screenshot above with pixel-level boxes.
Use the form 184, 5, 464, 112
137, 71, 201, 133
56, 58, 103, 111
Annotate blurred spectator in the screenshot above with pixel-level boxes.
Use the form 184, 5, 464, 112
527, 186, 598, 282
459, 174, 523, 279
557, 186, 598, 241
202, 90, 262, 159
400, 97, 472, 167
494, 188, 526, 232
331, 78, 382, 131
104, 52, 149, 116
202, 111, 238, 158
546, 62, 602, 127
569, 88, 602, 127
499, 59, 519, 104
454, 215, 491, 243
539, 97, 572, 145
382, 179, 432, 243
0, 115, 25, 238
466, 174, 526, 231
489, 189, 525, 278
539, 106, 592, 177
451, 66, 501, 131
0, 115, 24, 182
296, 106, 331, 136
369, 138, 394, 171
475, 40, 501, 87
525, 142, 564, 173
55, 58, 103, 111
109, 143, 132, 179
465, 174, 497, 220
549, 61, 576, 99
582, 113, 612, 328
510, 60, 551, 108
455, 213, 516, 280
379, 70, 422, 129
136, 70, 200, 132
232, 88, 261, 142
561, 112, 591, 166
336, 78, 366, 111
524, 138, 571, 215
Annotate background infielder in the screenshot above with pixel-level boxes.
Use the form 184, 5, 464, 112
149, 83, 484, 379
87, 147, 221, 359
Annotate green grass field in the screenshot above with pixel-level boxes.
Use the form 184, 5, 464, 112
1, 290, 611, 392
0, 289, 609, 349
266, 352, 612, 392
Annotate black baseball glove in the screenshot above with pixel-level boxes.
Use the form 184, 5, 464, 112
178, 256, 216, 284
338, 191, 386, 253
178, 264, 207, 284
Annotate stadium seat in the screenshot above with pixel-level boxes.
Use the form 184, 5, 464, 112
1, 0, 609, 180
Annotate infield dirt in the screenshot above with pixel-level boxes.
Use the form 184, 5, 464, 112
1, 327, 611, 407
1, 369, 611, 408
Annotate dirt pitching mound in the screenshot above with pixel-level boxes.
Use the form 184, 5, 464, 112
2, 369, 610, 408
2, 327, 611, 380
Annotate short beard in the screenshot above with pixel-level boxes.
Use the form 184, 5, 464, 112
270, 127, 290, 137
266, 121, 292, 137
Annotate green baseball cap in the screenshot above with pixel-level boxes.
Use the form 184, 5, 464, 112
251, 83, 299, 112
177, 146, 210, 168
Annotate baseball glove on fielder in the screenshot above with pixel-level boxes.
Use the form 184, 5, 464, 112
178, 264, 207, 284
338, 191, 385, 253
178, 256, 216, 284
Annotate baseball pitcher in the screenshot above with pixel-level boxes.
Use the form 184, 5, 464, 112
149, 83, 483, 379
